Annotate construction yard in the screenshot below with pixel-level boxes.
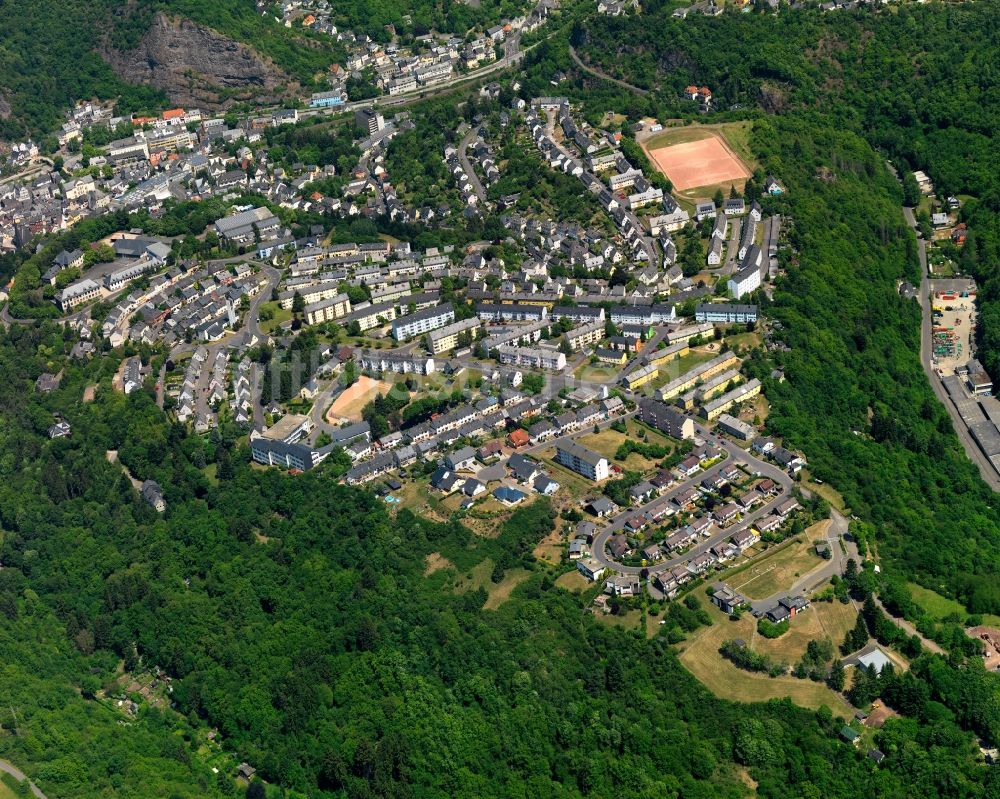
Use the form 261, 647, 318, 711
930, 284, 976, 376
326, 375, 394, 421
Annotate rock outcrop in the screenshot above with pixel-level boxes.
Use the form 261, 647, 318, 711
103, 13, 290, 109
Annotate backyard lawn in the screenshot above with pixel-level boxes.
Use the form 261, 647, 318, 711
754, 594, 859, 664
538, 452, 597, 499
258, 301, 292, 334
573, 363, 620, 383
649, 349, 718, 391
577, 420, 673, 471
725, 534, 826, 600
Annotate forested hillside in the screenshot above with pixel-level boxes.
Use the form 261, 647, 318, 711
5, 2, 1000, 795
0, 321, 993, 797
0, 0, 166, 141
566, 0, 1000, 613
0, 0, 318, 138
744, 114, 1000, 611
0, 0, 532, 139
577, 0, 1000, 378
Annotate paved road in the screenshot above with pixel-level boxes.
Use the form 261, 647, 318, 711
0, 759, 47, 799
237, 264, 280, 347
748, 509, 859, 612
0, 302, 38, 329
724, 216, 742, 267
309, 379, 345, 434
590, 425, 794, 577
458, 127, 488, 205
568, 45, 649, 95
232, 264, 280, 431
904, 206, 1000, 490
298, 31, 529, 124
618, 330, 667, 379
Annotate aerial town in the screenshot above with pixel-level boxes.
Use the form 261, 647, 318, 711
5, 0, 1000, 794
0, 61, 816, 615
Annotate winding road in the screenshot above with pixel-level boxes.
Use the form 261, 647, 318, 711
590, 422, 794, 577
0, 759, 47, 799
568, 45, 649, 96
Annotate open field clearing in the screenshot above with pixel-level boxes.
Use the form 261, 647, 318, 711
573, 363, 620, 383
555, 570, 592, 592
484, 568, 531, 609
730, 534, 826, 600
646, 132, 751, 192
326, 375, 393, 421
594, 609, 644, 631
904, 582, 996, 623
425, 552, 455, 575
578, 421, 672, 471
677, 602, 855, 716
533, 523, 565, 563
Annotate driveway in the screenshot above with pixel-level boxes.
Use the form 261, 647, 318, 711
725, 216, 742, 265
873, 595, 945, 655
458, 127, 488, 205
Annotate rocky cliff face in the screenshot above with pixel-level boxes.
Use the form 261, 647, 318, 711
104, 13, 290, 109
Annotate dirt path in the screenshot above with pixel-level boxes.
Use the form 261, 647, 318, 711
568, 45, 649, 95
874, 596, 945, 655
106, 450, 142, 491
